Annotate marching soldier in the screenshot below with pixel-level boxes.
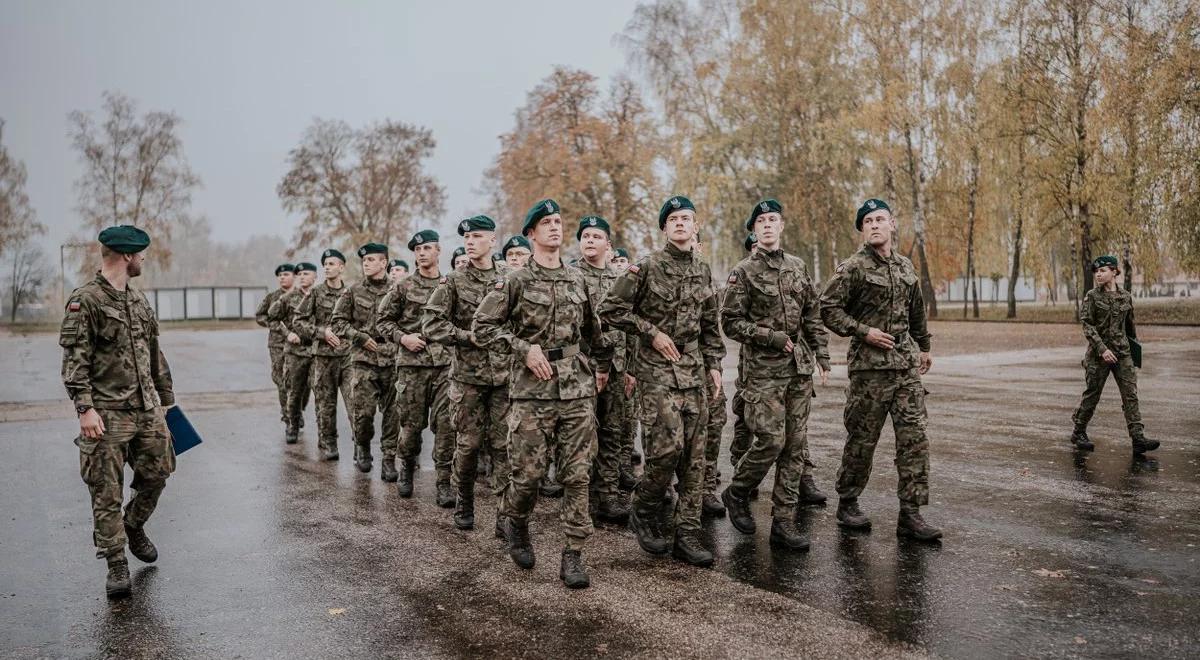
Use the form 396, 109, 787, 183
574, 215, 630, 523
719, 200, 830, 551
474, 199, 611, 589
1070, 255, 1159, 454
819, 198, 941, 542
377, 229, 454, 502
293, 249, 352, 460
270, 262, 316, 444
256, 263, 295, 426
331, 243, 399, 475
598, 195, 725, 568
422, 215, 512, 535
59, 225, 175, 598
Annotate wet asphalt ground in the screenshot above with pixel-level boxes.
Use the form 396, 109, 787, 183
1, 321, 1197, 659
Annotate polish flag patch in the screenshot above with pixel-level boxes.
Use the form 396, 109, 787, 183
727, 273, 738, 284
627, 264, 640, 274
68, 301, 81, 312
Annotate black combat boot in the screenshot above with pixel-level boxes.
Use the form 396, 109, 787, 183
559, 549, 590, 589
354, 445, 373, 473
1071, 425, 1095, 451
671, 531, 714, 567
799, 475, 828, 505
321, 447, 339, 461
105, 554, 131, 599
702, 492, 726, 517
435, 480, 455, 508
770, 518, 811, 551
454, 484, 475, 530
395, 459, 415, 497
505, 517, 535, 569
597, 493, 630, 523
721, 488, 756, 534
285, 427, 299, 445
124, 522, 158, 563
628, 502, 670, 555
380, 457, 399, 482
1131, 435, 1160, 454
897, 504, 943, 542
836, 498, 871, 530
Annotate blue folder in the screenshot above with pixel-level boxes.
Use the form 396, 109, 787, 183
166, 406, 203, 455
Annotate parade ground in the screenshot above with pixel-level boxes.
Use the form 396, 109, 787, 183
1, 320, 1197, 659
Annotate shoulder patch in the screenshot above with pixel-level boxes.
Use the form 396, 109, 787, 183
727, 273, 738, 284
835, 263, 846, 274
627, 264, 640, 274
439, 276, 447, 284
68, 300, 81, 312
495, 280, 504, 290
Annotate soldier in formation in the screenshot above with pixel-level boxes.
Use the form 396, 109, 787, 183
256, 263, 294, 426
293, 249, 352, 460
270, 262, 316, 444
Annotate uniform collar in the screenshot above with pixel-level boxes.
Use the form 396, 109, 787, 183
663, 242, 695, 262
754, 248, 785, 268
93, 273, 127, 300
860, 243, 894, 266
577, 259, 610, 274
528, 257, 570, 280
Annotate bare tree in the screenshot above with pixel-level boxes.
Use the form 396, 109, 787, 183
68, 91, 200, 274
0, 119, 44, 259
277, 118, 446, 256
5, 238, 50, 322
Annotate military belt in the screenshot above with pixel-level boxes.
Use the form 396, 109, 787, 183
674, 339, 699, 353
545, 344, 580, 361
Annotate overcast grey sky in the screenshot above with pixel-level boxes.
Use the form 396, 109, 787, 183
1, 0, 640, 256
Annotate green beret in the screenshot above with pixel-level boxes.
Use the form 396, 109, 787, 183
613, 248, 630, 260
576, 215, 611, 240
457, 215, 497, 236
390, 259, 409, 271
522, 199, 560, 235
744, 233, 758, 252
658, 195, 695, 229
452, 247, 466, 260
1092, 255, 1119, 271
296, 262, 318, 273
320, 249, 345, 264
855, 198, 891, 231
98, 225, 150, 254
746, 199, 783, 231
502, 235, 532, 257
357, 242, 388, 259
407, 229, 439, 251
274, 263, 295, 276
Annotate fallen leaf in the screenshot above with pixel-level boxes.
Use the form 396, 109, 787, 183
328, 608, 346, 616
1074, 636, 1087, 645
1032, 568, 1066, 578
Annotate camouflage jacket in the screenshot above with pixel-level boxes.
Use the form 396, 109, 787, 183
377, 271, 449, 368
268, 288, 313, 357
1080, 286, 1137, 358
293, 281, 350, 358
598, 242, 724, 390
423, 262, 512, 387
255, 287, 291, 349
819, 243, 931, 373
721, 248, 831, 379
59, 273, 174, 411
473, 258, 611, 401
576, 259, 629, 374
331, 276, 395, 367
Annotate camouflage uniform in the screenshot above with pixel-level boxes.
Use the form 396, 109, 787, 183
598, 242, 725, 535
331, 276, 398, 463
1072, 286, 1143, 437
423, 262, 513, 496
473, 259, 610, 551
255, 287, 292, 423
703, 369, 728, 496
721, 249, 830, 519
377, 272, 453, 484
293, 281, 352, 454
60, 274, 176, 559
819, 243, 931, 507
576, 260, 629, 504
269, 288, 313, 436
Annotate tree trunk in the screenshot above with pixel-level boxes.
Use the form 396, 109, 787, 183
1007, 133, 1026, 318
903, 125, 937, 318
966, 139, 980, 318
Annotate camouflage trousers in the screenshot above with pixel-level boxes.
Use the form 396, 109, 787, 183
836, 369, 930, 506
269, 343, 288, 422
728, 387, 752, 468
284, 352, 312, 433
731, 376, 814, 519
702, 385, 728, 495
348, 362, 400, 458
1072, 354, 1143, 438
76, 407, 175, 559
500, 397, 597, 551
634, 382, 708, 533
591, 369, 627, 498
395, 365, 454, 483
619, 379, 638, 469
450, 381, 510, 495
311, 354, 352, 452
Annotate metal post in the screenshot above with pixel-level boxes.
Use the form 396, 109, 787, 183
211, 288, 216, 320
183, 287, 188, 319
